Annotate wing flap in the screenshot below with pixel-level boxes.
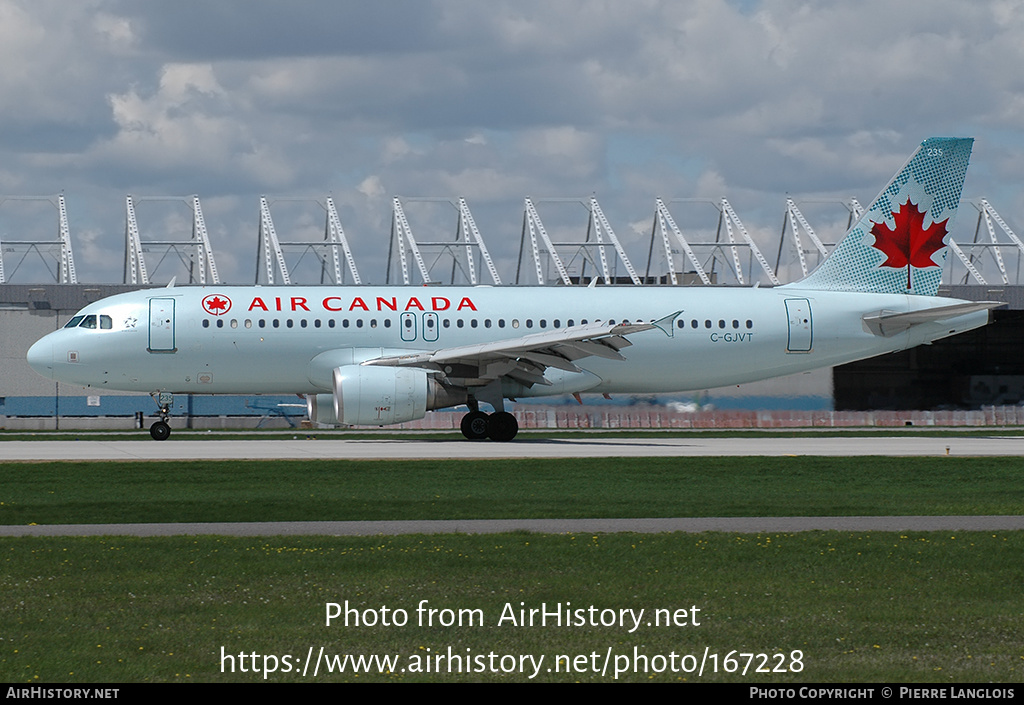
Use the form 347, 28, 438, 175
362, 317, 670, 387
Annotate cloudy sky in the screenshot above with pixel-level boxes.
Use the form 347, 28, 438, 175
1, 0, 1023, 285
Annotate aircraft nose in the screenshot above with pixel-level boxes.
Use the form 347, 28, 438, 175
26, 337, 53, 378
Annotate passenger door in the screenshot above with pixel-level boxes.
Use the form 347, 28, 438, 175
148, 298, 176, 353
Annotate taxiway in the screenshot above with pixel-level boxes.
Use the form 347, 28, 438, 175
3, 435, 1024, 461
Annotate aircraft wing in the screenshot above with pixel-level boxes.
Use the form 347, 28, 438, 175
863, 301, 1005, 337
362, 313, 678, 388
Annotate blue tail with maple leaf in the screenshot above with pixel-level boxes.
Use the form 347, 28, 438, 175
792, 137, 974, 296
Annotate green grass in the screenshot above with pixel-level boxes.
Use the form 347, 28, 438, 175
2, 455, 1021, 683
2, 532, 1021, 682
1, 457, 1023, 525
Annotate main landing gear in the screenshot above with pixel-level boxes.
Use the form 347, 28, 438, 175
460, 409, 519, 442
459, 385, 519, 442
149, 393, 173, 441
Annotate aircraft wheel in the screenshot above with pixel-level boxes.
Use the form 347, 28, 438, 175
460, 411, 490, 440
487, 411, 519, 442
150, 421, 171, 441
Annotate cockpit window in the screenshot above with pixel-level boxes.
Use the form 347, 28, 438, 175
64, 313, 113, 330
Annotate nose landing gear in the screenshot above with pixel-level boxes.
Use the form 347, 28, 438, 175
148, 392, 173, 440
150, 419, 171, 441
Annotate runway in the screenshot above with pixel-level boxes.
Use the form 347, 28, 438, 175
4, 434, 1024, 461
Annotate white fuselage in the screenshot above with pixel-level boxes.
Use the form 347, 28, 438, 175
26, 285, 989, 400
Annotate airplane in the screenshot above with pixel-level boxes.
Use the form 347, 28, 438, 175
26, 137, 1001, 441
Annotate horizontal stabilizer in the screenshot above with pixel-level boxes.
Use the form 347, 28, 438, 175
863, 301, 1004, 337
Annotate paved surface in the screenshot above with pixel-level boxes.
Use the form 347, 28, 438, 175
1, 515, 1023, 537
4, 435, 1024, 460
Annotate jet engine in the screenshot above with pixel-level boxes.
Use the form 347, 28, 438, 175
330, 365, 466, 426
306, 393, 338, 425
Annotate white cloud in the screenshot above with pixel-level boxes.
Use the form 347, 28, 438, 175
0, 0, 1022, 284
357, 175, 386, 199
92, 12, 136, 52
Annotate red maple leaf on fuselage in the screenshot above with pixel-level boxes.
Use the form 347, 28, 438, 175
204, 296, 230, 315
869, 198, 949, 290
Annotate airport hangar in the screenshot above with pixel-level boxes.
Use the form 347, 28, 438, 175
3, 194, 1024, 429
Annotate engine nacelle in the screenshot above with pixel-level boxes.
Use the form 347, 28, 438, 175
306, 393, 338, 425
331, 365, 466, 426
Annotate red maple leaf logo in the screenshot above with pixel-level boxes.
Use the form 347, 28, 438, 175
870, 198, 949, 290
202, 294, 231, 316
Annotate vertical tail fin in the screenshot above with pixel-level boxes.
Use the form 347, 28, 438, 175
793, 137, 973, 295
